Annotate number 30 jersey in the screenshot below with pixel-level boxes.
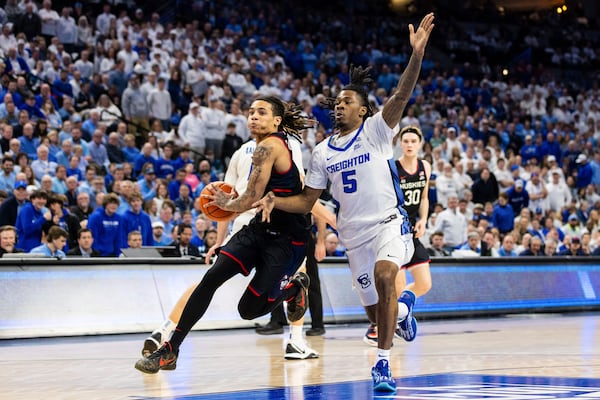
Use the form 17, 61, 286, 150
305, 112, 407, 250
395, 159, 427, 227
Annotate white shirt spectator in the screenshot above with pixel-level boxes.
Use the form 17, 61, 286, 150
178, 105, 206, 149
95, 9, 114, 36
546, 174, 571, 212
38, 4, 60, 37
147, 85, 172, 121
56, 13, 77, 46
433, 197, 468, 248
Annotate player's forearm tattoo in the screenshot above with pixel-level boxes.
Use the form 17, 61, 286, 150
385, 53, 423, 119
226, 145, 270, 212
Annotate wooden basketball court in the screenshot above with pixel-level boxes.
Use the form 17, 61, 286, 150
2, 312, 599, 399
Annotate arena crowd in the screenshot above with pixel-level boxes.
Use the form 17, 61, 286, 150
0, 0, 598, 258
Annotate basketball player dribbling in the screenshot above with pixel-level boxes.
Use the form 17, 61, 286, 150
138, 136, 334, 362
253, 13, 435, 392
135, 96, 329, 374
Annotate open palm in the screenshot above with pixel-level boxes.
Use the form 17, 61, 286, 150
409, 13, 435, 55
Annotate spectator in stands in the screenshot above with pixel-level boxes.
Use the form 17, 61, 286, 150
519, 236, 543, 256
87, 193, 125, 256
0, 225, 24, 256
497, 234, 517, 257
433, 193, 468, 251
507, 179, 529, 216
88, 129, 110, 171
124, 230, 143, 252
0, 156, 16, 191
64, 175, 78, 207
121, 74, 149, 140
123, 191, 153, 246
31, 145, 58, 181
147, 77, 172, 131
547, 170, 571, 212
168, 223, 200, 257
558, 236, 587, 256
66, 227, 100, 257
29, 225, 67, 258
174, 183, 194, 214
133, 143, 156, 178
562, 213, 584, 238
324, 232, 345, 257
106, 132, 124, 164
15, 3, 41, 41
426, 231, 450, 257
18, 122, 39, 162
178, 102, 205, 161
42, 194, 80, 250
157, 200, 176, 235
137, 164, 157, 203
202, 97, 226, 163
458, 231, 481, 255
471, 167, 499, 205
16, 189, 49, 252
0, 179, 29, 226
152, 220, 169, 246
435, 162, 460, 207
156, 142, 176, 180
122, 133, 140, 164
575, 154, 593, 195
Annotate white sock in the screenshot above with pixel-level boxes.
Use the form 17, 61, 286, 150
159, 319, 176, 340
376, 348, 391, 364
397, 302, 409, 321
289, 324, 303, 342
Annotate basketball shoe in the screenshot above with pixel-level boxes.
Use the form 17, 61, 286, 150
397, 290, 417, 342
284, 340, 319, 360
371, 359, 396, 392
142, 331, 163, 357
286, 272, 310, 322
135, 342, 178, 374
363, 323, 378, 346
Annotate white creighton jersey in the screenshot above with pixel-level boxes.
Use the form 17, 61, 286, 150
225, 137, 304, 234
306, 112, 407, 250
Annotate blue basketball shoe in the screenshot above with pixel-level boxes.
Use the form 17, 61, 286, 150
396, 290, 417, 341
371, 359, 396, 392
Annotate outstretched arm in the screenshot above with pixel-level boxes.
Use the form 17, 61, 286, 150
253, 186, 323, 223
382, 13, 435, 129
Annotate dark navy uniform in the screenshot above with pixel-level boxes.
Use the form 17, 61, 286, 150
221, 132, 310, 311
396, 158, 431, 268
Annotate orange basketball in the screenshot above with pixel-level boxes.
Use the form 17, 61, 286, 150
199, 181, 238, 222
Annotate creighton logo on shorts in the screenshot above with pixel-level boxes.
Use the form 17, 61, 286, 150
357, 273, 371, 289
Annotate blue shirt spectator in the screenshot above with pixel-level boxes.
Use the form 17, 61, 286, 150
506, 180, 529, 216
87, 195, 126, 256
491, 194, 515, 234
519, 135, 540, 165
16, 191, 49, 252
122, 193, 154, 246
575, 154, 593, 189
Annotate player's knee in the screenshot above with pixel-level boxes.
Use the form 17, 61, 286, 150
238, 301, 261, 320
374, 263, 396, 286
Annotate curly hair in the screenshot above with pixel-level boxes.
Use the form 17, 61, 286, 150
255, 95, 311, 142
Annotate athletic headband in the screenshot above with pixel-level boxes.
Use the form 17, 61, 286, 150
400, 126, 422, 139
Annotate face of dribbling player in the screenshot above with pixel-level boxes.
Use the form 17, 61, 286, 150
247, 100, 281, 140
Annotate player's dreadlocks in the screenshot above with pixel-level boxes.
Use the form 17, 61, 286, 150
322, 65, 375, 124
256, 95, 311, 142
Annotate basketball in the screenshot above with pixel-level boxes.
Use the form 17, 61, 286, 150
200, 181, 238, 222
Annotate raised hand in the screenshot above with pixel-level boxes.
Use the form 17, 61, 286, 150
409, 13, 435, 56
